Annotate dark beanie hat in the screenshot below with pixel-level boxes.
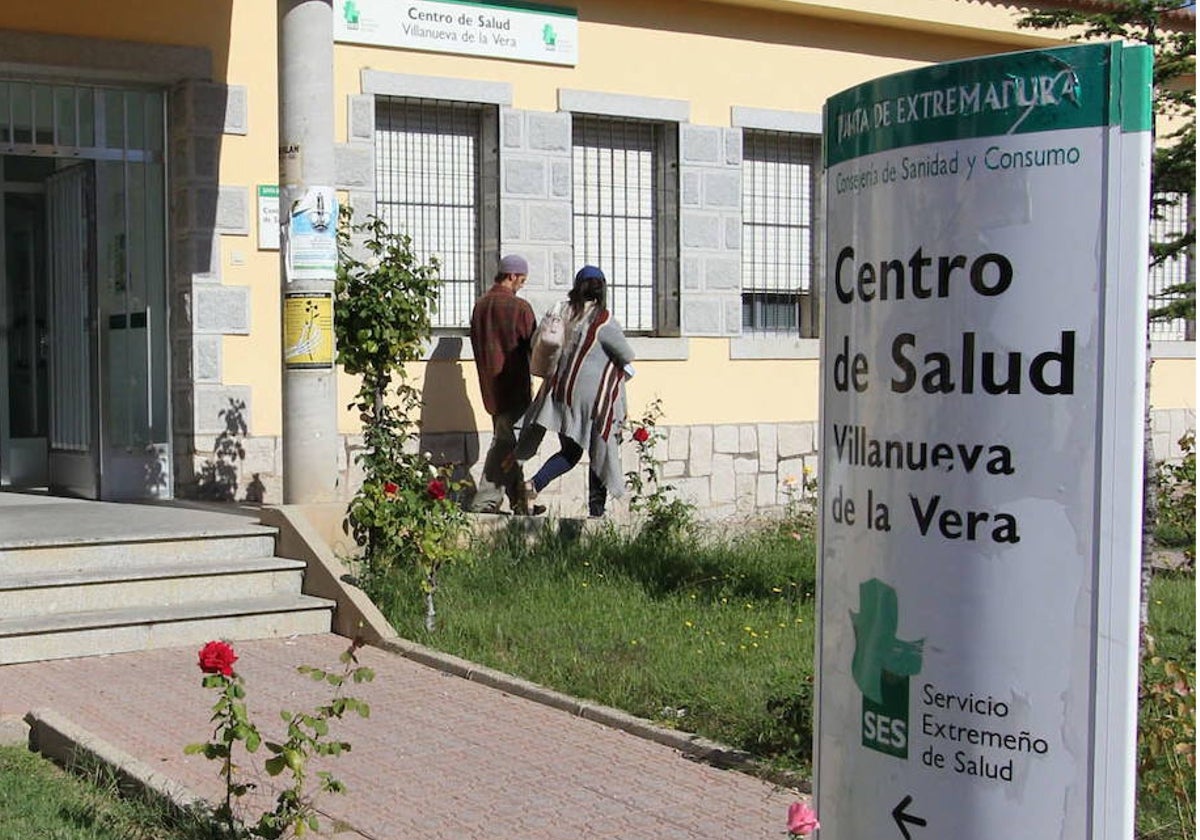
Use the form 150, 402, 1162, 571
575, 265, 605, 283
499, 254, 529, 275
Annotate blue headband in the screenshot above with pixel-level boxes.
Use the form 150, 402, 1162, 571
575, 265, 605, 283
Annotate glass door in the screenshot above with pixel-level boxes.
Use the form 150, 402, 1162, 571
0, 189, 49, 487
94, 88, 170, 498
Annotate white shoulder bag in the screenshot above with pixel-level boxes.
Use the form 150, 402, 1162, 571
530, 302, 566, 378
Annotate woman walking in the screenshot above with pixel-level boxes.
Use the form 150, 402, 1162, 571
516, 265, 635, 518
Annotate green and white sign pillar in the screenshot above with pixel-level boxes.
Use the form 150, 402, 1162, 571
815, 43, 1151, 840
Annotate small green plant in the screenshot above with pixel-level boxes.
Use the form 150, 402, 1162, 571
1138, 634, 1196, 839
779, 466, 818, 536
185, 639, 375, 839
624, 397, 695, 541
335, 212, 470, 630
1154, 432, 1195, 565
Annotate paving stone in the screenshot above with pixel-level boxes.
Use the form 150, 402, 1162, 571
0, 635, 800, 839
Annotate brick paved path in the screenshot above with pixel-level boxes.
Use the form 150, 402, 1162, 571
0, 635, 799, 839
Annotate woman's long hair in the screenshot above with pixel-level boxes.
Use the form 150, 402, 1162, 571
568, 265, 606, 320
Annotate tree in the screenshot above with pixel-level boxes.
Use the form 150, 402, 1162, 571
1018, 1, 1196, 639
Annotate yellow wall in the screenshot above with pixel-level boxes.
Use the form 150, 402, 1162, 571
0, 2, 236, 71
389, 341, 822, 436
331, 0, 1049, 132
1151, 358, 1197, 411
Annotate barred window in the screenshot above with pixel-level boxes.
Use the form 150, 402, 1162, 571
1149, 191, 1195, 341
374, 97, 499, 329
741, 130, 820, 336
572, 115, 678, 334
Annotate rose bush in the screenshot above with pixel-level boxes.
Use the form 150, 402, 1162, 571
186, 639, 375, 839
623, 398, 695, 540
336, 212, 469, 632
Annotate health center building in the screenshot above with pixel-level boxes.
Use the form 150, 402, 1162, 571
0, 0, 1192, 516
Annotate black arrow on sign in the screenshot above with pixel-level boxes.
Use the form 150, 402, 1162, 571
892, 795, 927, 840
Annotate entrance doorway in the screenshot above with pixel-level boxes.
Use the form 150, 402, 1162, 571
0, 81, 170, 500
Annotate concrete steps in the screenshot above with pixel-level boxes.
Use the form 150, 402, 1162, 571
0, 511, 335, 665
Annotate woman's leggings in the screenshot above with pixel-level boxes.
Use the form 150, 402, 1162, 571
531, 434, 608, 516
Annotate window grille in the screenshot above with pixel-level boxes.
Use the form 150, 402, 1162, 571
374, 97, 499, 329
1149, 191, 1195, 341
572, 114, 677, 333
741, 130, 820, 336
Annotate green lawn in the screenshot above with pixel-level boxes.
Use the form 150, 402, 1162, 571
0, 743, 217, 840
376, 519, 819, 769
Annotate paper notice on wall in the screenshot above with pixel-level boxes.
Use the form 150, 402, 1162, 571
283, 186, 338, 282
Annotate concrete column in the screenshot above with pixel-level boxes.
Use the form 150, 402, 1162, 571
278, 0, 339, 502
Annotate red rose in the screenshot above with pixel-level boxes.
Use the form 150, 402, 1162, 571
198, 640, 238, 677
383, 480, 399, 498
632, 427, 650, 443
426, 479, 447, 501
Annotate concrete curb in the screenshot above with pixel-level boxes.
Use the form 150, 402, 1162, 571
24, 707, 210, 816
378, 636, 811, 793
0, 713, 29, 746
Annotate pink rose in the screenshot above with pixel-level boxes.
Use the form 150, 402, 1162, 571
787, 801, 819, 836
198, 640, 238, 677
426, 479, 447, 501
632, 427, 650, 443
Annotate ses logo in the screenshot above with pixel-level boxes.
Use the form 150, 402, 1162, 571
851, 578, 923, 758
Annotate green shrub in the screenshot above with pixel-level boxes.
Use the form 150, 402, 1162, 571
1154, 432, 1195, 563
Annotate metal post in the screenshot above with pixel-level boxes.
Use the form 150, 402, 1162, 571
278, 0, 339, 503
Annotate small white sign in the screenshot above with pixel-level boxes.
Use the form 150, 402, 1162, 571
335, 0, 578, 66
257, 185, 280, 251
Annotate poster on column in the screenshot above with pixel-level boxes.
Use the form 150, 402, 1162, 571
284, 186, 338, 283
814, 43, 1151, 840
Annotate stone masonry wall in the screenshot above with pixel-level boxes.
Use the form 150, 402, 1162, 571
204, 406, 1194, 517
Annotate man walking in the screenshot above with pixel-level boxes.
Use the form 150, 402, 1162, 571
469, 254, 536, 514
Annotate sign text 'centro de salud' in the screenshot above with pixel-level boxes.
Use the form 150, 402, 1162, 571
815, 43, 1151, 840
335, 0, 578, 66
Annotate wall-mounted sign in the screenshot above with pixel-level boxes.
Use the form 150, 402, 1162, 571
283, 292, 334, 369
335, 0, 578, 67
257, 185, 280, 251
815, 42, 1151, 840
